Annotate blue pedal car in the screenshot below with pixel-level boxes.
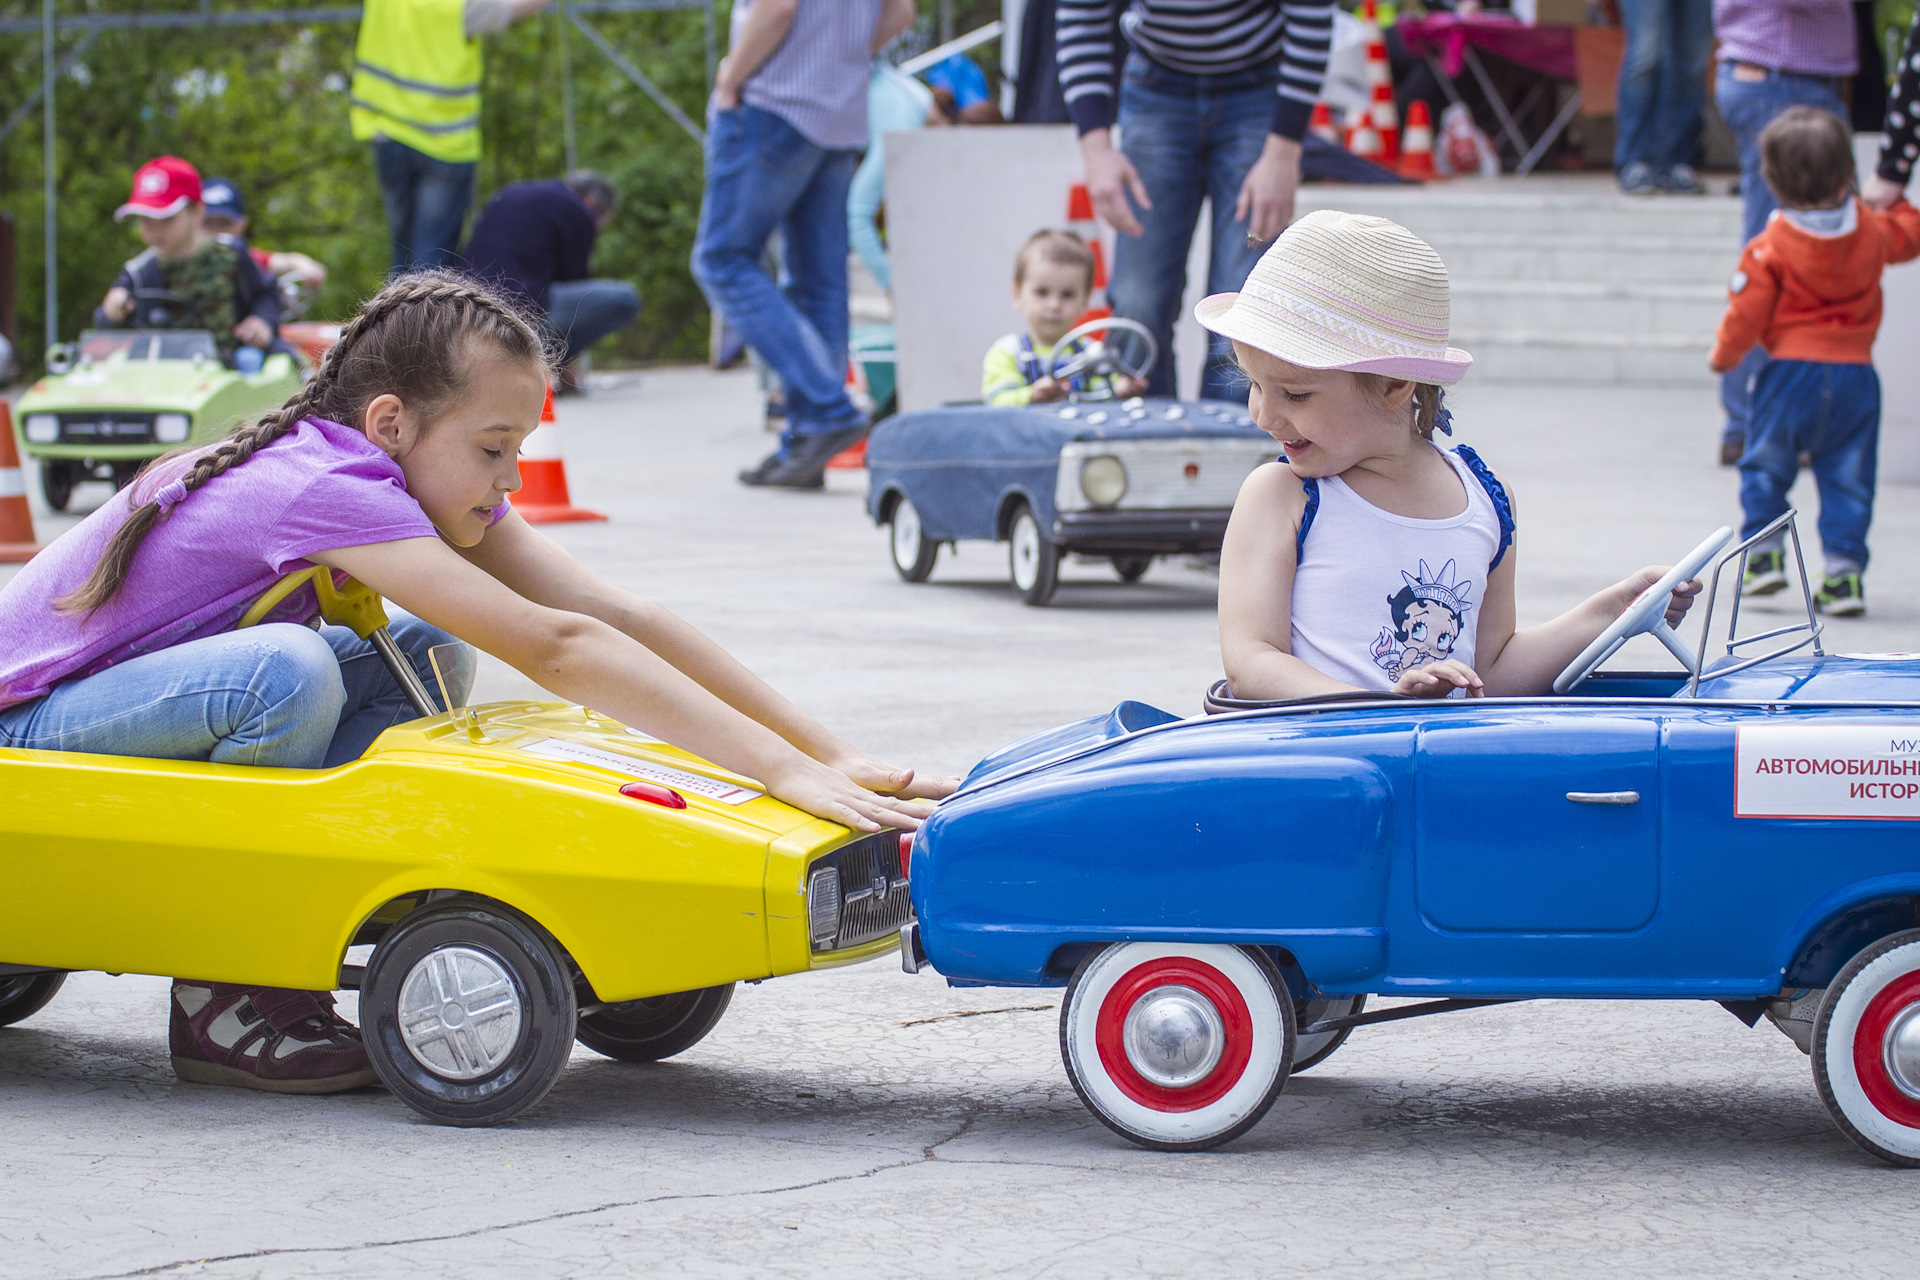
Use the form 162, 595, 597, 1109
901, 519, 1920, 1163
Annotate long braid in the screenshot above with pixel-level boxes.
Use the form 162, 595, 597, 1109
57, 269, 550, 615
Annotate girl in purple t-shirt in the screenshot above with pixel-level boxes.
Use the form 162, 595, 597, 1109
0, 272, 953, 1096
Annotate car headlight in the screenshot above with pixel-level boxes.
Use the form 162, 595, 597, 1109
808, 866, 842, 945
1080, 454, 1128, 506
154, 413, 191, 443
22, 415, 58, 444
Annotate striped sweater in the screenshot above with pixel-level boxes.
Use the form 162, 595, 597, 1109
1056, 0, 1336, 141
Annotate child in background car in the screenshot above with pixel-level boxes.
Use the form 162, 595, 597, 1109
982, 230, 1146, 407
198, 176, 329, 296
1709, 106, 1920, 618
95, 157, 282, 369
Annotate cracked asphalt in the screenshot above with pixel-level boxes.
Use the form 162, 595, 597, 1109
5, 369, 1920, 1278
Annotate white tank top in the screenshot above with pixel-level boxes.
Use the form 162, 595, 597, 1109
1289, 447, 1509, 693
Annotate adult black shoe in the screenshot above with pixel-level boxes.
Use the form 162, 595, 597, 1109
737, 424, 868, 490
737, 450, 826, 489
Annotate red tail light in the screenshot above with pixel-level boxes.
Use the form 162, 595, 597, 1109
898, 832, 913, 880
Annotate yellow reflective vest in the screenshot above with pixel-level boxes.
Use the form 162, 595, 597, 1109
350, 0, 484, 164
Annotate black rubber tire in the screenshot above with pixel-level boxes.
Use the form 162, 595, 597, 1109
888, 497, 939, 583
1290, 994, 1366, 1073
110, 462, 144, 491
576, 984, 734, 1062
1008, 503, 1061, 606
40, 462, 76, 512
361, 898, 577, 1127
1111, 554, 1152, 583
0, 972, 66, 1028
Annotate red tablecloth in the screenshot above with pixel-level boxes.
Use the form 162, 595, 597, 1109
1394, 14, 1579, 83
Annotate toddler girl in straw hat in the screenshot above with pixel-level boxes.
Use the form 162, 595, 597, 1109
1208, 210, 1700, 700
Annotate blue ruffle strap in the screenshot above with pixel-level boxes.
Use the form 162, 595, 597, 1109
1453, 444, 1515, 569
1294, 471, 1320, 560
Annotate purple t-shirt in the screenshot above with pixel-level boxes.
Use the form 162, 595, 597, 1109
0, 418, 449, 710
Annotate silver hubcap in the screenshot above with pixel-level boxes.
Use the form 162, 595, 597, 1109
1123, 984, 1225, 1088
892, 500, 923, 568
1010, 514, 1040, 590
1884, 1004, 1920, 1100
397, 946, 523, 1081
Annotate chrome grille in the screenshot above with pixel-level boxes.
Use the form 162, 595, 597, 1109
57, 413, 155, 444
808, 831, 912, 952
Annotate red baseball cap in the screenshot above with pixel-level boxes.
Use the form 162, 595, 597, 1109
115, 156, 202, 221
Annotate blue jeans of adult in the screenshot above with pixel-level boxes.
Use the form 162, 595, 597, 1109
1613, 0, 1713, 173
1111, 52, 1279, 402
1739, 359, 1878, 572
547, 279, 642, 366
373, 138, 476, 275
0, 614, 472, 770
1713, 64, 1849, 447
691, 104, 863, 448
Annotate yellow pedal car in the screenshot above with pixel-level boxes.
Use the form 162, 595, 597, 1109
0, 572, 909, 1125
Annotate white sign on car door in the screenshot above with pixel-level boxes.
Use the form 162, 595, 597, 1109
1735, 724, 1920, 820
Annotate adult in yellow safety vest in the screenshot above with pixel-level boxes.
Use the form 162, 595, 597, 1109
351, 0, 553, 273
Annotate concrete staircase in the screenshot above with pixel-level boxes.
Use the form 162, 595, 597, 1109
1294, 175, 1744, 385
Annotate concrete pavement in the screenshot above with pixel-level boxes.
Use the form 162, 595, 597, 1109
3, 368, 1919, 1278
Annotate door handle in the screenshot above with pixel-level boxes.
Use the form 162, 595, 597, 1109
1566, 791, 1640, 805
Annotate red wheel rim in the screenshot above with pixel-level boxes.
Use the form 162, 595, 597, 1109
1094, 957, 1254, 1112
1852, 971, 1920, 1128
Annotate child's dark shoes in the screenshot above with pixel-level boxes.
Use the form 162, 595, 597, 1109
169, 980, 378, 1094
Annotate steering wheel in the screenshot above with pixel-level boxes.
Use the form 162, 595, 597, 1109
1551, 526, 1734, 694
129, 288, 190, 330
1047, 317, 1158, 400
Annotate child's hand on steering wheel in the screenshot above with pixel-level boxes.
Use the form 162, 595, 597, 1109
233, 316, 274, 349
1614, 565, 1704, 628
1394, 660, 1484, 698
1029, 376, 1066, 404
1112, 374, 1148, 398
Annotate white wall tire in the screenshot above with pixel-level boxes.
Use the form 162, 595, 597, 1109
1813, 928, 1920, 1167
889, 496, 938, 582
1060, 943, 1294, 1151
1008, 504, 1060, 606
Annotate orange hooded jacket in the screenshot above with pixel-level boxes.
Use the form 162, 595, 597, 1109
1709, 197, 1920, 372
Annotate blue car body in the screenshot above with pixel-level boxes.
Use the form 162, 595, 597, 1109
910, 659, 1920, 1000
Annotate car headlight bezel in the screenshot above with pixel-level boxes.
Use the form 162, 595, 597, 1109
22, 414, 58, 444
154, 413, 191, 444
1080, 454, 1129, 507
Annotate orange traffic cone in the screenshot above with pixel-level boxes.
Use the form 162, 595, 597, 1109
1365, 42, 1399, 162
1309, 101, 1342, 146
1066, 182, 1110, 301
1399, 99, 1438, 180
0, 403, 44, 563
1347, 118, 1385, 161
511, 385, 607, 524
829, 358, 870, 470
1360, 0, 1380, 25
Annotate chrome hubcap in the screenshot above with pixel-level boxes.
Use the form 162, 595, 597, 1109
892, 501, 923, 566
1010, 516, 1039, 590
1123, 984, 1224, 1088
1884, 1004, 1920, 1100
397, 946, 523, 1081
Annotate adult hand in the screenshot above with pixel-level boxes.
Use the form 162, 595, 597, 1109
1393, 660, 1484, 698
764, 755, 937, 833
832, 751, 960, 802
233, 316, 274, 349
1235, 133, 1303, 245
101, 286, 133, 323
711, 57, 742, 111
1862, 171, 1907, 211
1080, 129, 1151, 237
1613, 566, 1703, 629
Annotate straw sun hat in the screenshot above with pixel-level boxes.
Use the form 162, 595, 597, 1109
1194, 210, 1473, 385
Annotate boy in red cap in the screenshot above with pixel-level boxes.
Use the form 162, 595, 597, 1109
97, 156, 284, 366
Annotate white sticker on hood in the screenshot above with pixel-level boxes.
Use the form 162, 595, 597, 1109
520, 737, 762, 804
1736, 724, 1920, 820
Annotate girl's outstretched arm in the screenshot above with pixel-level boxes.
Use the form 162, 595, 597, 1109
314, 535, 939, 831
456, 515, 957, 800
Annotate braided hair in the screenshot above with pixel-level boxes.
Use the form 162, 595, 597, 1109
58, 270, 552, 615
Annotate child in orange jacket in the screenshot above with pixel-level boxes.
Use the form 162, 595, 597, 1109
1710, 106, 1920, 617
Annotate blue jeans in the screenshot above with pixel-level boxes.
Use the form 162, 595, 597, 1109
373, 139, 476, 275
1739, 359, 1878, 572
1713, 64, 1849, 445
547, 279, 642, 366
1613, 0, 1713, 173
1111, 53, 1278, 402
0, 615, 472, 770
691, 104, 862, 446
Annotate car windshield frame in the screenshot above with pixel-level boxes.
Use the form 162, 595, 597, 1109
76, 329, 220, 365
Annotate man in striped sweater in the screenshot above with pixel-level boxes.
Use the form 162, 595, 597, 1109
1056, 0, 1336, 400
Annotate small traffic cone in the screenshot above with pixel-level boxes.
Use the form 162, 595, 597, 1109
1346, 119, 1385, 161
1398, 99, 1438, 180
511, 385, 607, 524
1309, 101, 1342, 146
1368, 79, 1401, 163
0, 404, 44, 563
829, 358, 870, 470
1067, 182, 1109, 304
1359, 0, 1380, 27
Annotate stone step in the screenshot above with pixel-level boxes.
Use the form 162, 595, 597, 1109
1450, 278, 1727, 336
1455, 328, 1714, 386
1297, 180, 1745, 238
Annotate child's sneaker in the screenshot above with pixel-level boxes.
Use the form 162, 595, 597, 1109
169, 980, 377, 1094
1816, 571, 1866, 617
1742, 549, 1787, 596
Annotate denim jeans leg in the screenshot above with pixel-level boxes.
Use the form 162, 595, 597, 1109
1201, 80, 1279, 402
1806, 365, 1880, 571
779, 147, 863, 435
1654, 0, 1714, 169
1613, 0, 1668, 171
373, 140, 420, 275
0, 625, 347, 768
321, 612, 468, 768
1112, 72, 1207, 398
546, 280, 643, 365
409, 156, 476, 270
690, 106, 856, 449
1738, 359, 1816, 542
